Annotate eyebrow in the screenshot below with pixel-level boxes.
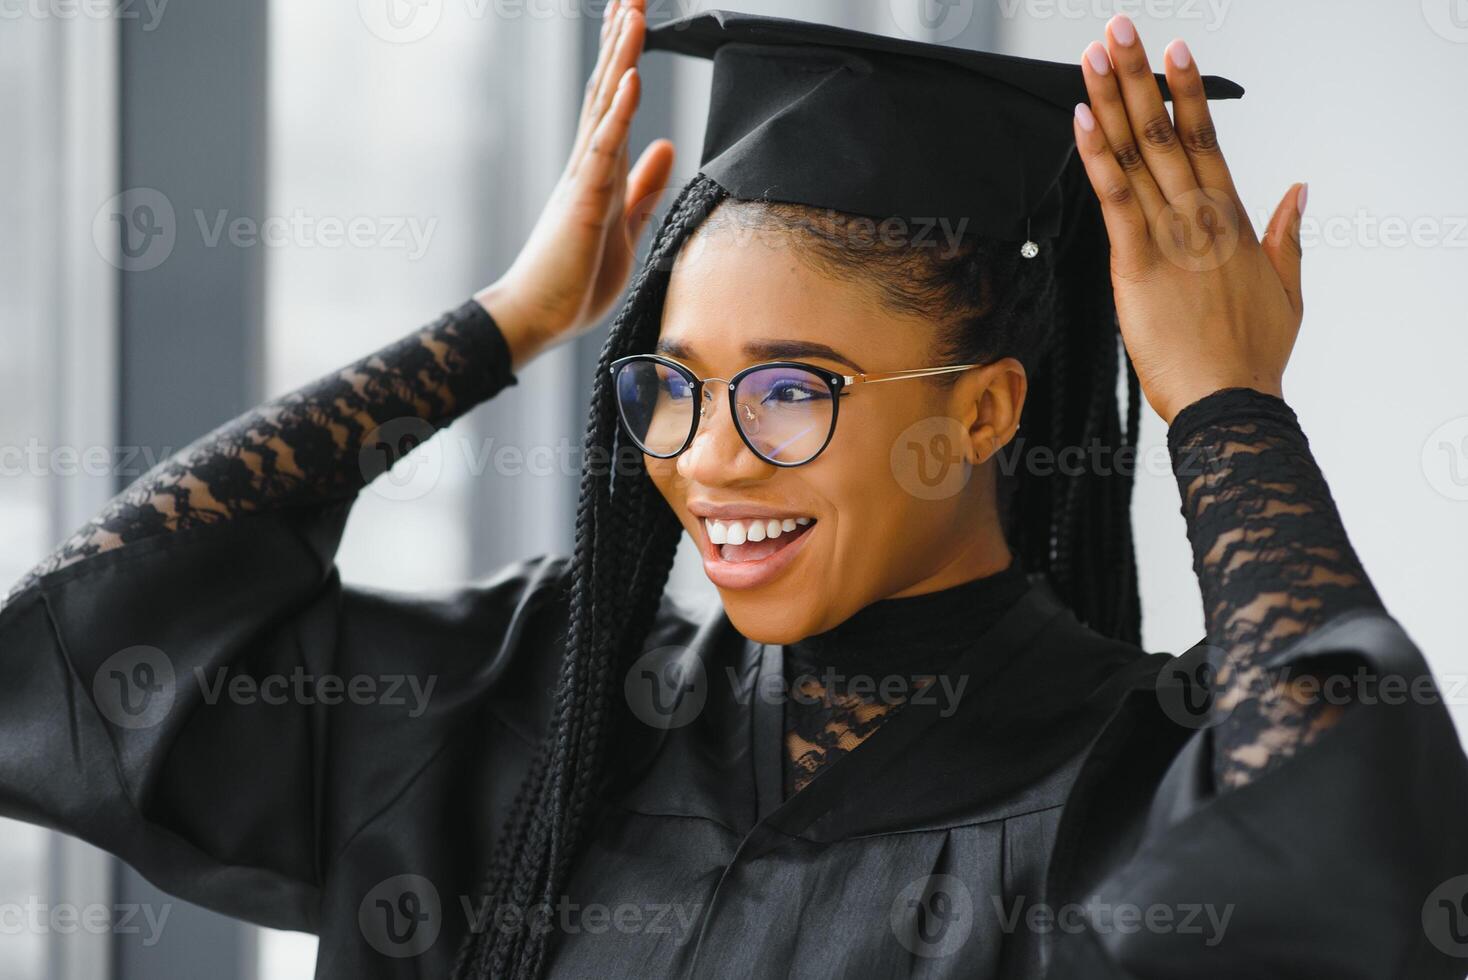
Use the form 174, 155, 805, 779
653, 338, 867, 374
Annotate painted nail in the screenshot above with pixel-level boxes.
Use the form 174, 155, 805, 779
1084, 41, 1111, 75
1075, 102, 1097, 132
1167, 39, 1192, 69
1110, 14, 1137, 46
1297, 183, 1309, 214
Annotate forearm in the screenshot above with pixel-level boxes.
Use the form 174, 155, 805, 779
6, 298, 517, 603
1168, 386, 1385, 788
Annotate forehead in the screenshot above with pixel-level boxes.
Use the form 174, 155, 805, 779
657, 214, 934, 373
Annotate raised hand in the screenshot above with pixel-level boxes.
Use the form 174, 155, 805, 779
477, 0, 675, 370
1073, 14, 1307, 425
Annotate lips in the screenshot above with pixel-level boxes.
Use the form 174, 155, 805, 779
694, 512, 818, 590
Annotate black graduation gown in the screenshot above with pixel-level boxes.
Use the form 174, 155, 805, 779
1, 496, 1466, 978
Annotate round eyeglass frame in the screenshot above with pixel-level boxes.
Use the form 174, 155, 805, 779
608, 353, 983, 468
610, 354, 847, 467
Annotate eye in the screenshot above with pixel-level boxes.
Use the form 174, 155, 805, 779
762, 379, 826, 404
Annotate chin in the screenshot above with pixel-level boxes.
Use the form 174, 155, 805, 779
717, 592, 823, 646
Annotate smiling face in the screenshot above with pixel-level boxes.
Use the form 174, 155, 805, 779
643, 203, 1028, 644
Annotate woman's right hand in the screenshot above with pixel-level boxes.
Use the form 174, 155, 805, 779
476, 0, 675, 371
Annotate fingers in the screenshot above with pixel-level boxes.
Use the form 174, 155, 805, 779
1161, 38, 1243, 208
1101, 14, 1198, 204
572, 3, 645, 170
577, 68, 640, 207
1073, 101, 1151, 270
1081, 40, 1165, 221
626, 138, 676, 244
1261, 182, 1307, 315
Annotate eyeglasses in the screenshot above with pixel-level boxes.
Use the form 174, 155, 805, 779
609, 353, 982, 467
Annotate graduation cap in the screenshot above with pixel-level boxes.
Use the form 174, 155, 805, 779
645, 10, 1244, 256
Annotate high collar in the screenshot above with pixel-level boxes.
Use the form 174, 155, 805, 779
783, 553, 1033, 678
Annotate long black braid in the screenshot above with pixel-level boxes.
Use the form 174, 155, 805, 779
454, 160, 1141, 978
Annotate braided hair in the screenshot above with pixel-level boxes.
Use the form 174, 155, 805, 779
453, 160, 1140, 979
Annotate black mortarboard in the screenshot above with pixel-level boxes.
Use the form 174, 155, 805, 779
645, 10, 1244, 251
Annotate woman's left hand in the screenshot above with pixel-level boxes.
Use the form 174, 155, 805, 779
1074, 14, 1306, 426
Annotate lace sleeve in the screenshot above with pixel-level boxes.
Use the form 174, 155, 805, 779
1167, 386, 1385, 790
4, 299, 517, 607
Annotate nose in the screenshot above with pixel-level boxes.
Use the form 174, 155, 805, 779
676, 383, 772, 485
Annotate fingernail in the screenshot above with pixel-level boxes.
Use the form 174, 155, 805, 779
1083, 41, 1111, 75
1167, 39, 1192, 69
1075, 102, 1097, 132
1110, 14, 1137, 46
1297, 182, 1309, 214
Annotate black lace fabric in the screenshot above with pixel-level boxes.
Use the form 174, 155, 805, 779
780, 557, 1031, 797
3, 300, 516, 607
1168, 386, 1385, 789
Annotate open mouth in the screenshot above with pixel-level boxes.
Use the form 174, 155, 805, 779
702, 516, 817, 563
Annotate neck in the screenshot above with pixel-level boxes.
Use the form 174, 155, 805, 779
786, 549, 1031, 677
885, 522, 1014, 601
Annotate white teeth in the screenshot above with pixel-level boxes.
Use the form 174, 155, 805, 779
703, 515, 816, 550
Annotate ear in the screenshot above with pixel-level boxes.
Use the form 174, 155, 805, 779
952, 358, 1027, 466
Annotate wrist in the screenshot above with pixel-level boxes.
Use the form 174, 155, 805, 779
473, 279, 554, 373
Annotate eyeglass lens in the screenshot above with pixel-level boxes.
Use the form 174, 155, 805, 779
614, 360, 835, 465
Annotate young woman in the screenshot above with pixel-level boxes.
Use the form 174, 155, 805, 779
1, 6, 1464, 979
